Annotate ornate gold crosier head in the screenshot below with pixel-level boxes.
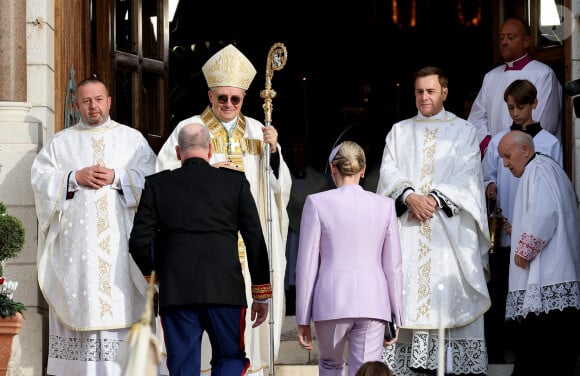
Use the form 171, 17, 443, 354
260, 43, 288, 126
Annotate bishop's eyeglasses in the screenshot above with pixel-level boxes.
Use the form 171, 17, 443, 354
216, 95, 242, 105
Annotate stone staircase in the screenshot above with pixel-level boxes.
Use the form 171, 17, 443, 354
274, 316, 514, 376
274, 316, 319, 375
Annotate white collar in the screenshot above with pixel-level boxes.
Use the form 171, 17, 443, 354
416, 109, 447, 120
222, 117, 237, 132
78, 117, 112, 129
505, 53, 529, 68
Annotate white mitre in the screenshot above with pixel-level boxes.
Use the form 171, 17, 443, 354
202, 44, 257, 90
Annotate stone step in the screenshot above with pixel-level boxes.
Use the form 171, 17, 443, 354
278, 315, 318, 365
273, 364, 514, 376
274, 365, 318, 376
277, 316, 514, 375
277, 335, 318, 365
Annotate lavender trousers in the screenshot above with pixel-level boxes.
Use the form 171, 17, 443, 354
314, 317, 385, 376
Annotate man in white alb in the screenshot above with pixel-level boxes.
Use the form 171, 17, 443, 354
31, 77, 157, 375
378, 66, 491, 375
497, 130, 580, 376
468, 17, 562, 156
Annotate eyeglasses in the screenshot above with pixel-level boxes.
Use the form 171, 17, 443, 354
216, 95, 242, 105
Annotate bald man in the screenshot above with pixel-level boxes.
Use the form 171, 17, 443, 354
497, 130, 580, 376
129, 123, 273, 375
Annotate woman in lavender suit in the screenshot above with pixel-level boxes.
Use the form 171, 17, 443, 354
295, 141, 403, 376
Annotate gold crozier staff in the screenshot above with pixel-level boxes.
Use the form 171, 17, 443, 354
260, 42, 288, 376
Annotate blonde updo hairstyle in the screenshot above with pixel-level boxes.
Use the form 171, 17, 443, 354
329, 141, 366, 176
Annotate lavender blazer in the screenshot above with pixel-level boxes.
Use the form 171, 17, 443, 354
295, 184, 403, 327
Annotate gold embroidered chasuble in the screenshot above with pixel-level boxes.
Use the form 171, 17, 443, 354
32, 121, 157, 331
377, 111, 491, 374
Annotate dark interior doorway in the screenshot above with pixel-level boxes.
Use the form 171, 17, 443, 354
168, 0, 494, 175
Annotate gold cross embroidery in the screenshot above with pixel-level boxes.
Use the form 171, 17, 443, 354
228, 137, 240, 154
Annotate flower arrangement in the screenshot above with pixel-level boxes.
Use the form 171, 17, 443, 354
0, 201, 26, 318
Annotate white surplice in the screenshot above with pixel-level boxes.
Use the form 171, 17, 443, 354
482, 125, 562, 247
156, 106, 291, 376
377, 110, 491, 375
31, 119, 157, 375
467, 59, 562, 143
506, 153, 580, 320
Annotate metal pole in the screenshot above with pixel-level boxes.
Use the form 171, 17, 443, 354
264, 143, 274, 376
260, 43, 287, 376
